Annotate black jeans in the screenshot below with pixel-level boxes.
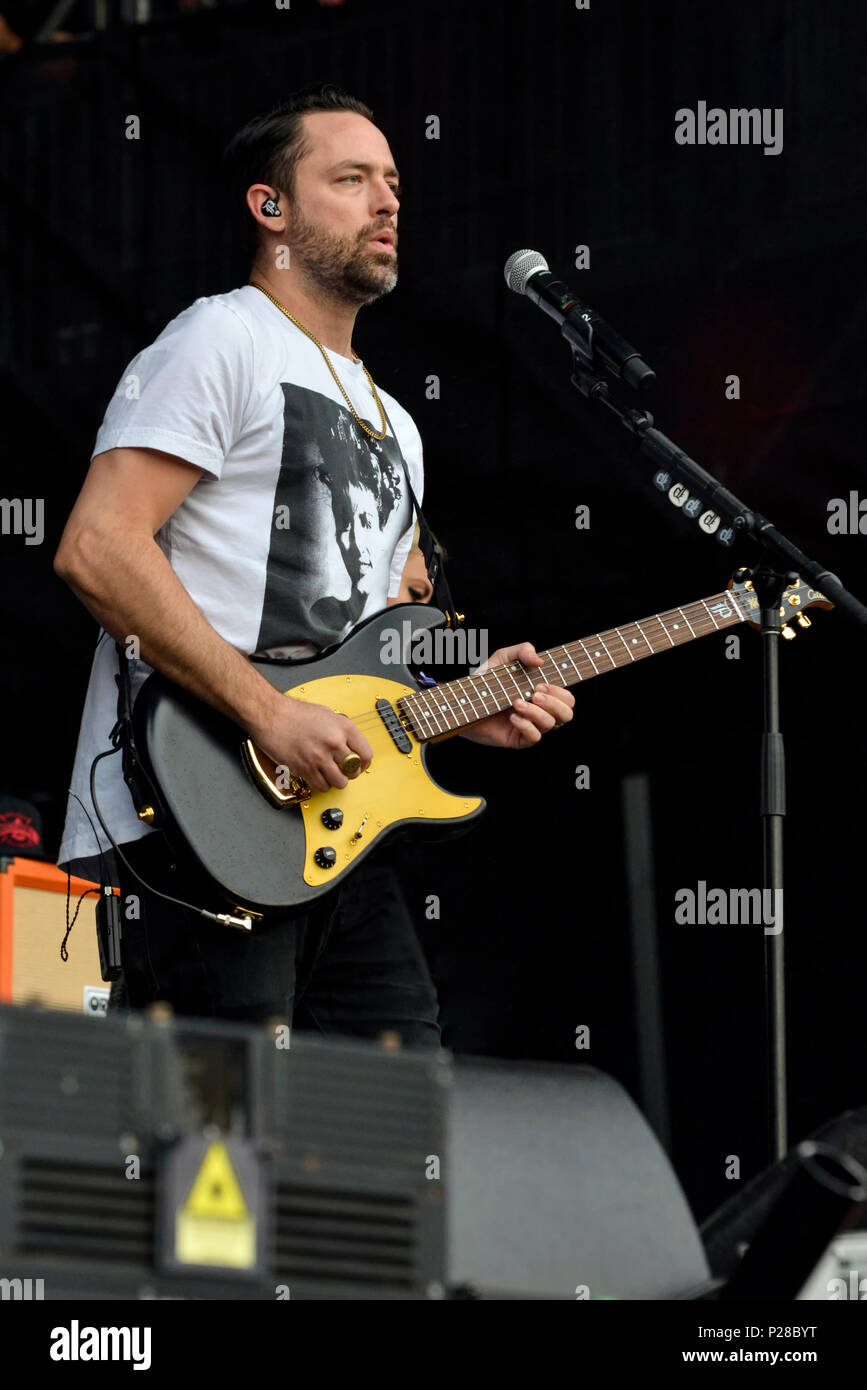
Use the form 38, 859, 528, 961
110, 832, 441, 1049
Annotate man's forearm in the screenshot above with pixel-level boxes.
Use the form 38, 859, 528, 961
56, 532, 284, 740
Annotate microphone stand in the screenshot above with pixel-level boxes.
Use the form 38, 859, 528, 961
566, 339, 867, 1166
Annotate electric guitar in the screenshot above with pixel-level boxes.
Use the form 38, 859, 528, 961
130, 572, 831, 918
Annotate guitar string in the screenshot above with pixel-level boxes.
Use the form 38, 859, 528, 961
286, 622, 745, 736
260, 589, 806, 748
270, 611, 749, 742
252, 589, 812, 782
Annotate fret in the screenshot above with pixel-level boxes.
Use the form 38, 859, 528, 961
677, 607, 696, 639
452, 679, 479, 721
594, 634, 618, 667
501, 663, 530, 699
425, 692, 448, 736
613, 628, 635, 661
471, 675, 496, 717
433, 691, 461, 730
628, 622, 654, 654
577, 641, 600, 675
423, 690, 450, 735
486, 667, 513, 708
582, 635, 617, 671
654, 614, 676, 648
453, 692, 471, 726
398, 698, 420, 738
555, 646, 582, 681
700, 599, 721, 631
411, 694, 439, 738
516, 659, 545, 694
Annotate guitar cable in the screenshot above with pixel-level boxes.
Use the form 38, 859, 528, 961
88, 746, 255, 932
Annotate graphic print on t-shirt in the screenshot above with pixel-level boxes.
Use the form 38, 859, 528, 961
255, 382, 409, 653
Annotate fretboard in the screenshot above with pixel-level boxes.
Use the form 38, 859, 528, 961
398, 589, 746, 741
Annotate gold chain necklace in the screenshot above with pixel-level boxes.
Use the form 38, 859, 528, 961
251, 282, 388, 441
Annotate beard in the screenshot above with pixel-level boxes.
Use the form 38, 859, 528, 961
286, 204, 398, 306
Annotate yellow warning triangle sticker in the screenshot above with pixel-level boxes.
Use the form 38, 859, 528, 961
183, 1141, 249, 1221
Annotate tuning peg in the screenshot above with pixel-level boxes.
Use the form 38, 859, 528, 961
797, 614, 811, 629
782, 624, 797, 640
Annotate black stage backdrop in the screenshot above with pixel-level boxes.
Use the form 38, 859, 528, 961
1, 0, 865, 1222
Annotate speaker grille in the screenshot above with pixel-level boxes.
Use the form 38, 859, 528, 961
13, 1156, 154, 1265
272, 1044, 444, 1177
274, 1183, 418, 1288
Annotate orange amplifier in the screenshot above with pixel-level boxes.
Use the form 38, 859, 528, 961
0, 857, 115, 1013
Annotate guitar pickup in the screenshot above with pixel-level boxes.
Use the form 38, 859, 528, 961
376, 698, 412, 753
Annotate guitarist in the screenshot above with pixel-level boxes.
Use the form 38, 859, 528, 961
53, 84, 574, 1040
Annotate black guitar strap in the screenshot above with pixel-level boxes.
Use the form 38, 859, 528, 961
376, 399, 462, 627
112, 639, 164, 825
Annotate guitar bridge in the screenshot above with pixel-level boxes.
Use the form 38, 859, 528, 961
241, 738, 310, 807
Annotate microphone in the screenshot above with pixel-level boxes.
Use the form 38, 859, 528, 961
504, 249, 656, 392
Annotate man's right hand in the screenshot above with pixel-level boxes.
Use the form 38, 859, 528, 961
250, 697, 374, 793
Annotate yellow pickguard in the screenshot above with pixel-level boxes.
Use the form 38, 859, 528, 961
273, 673, 482, 887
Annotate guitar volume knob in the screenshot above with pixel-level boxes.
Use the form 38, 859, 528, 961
321, 808, 344, 830
314, 846, 337, 869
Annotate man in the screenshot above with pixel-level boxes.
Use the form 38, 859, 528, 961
54, 83, 574, 1043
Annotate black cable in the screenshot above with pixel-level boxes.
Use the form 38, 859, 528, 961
61, 878, 99, 961
61, 788, 109, 961
67, 786, 108, 884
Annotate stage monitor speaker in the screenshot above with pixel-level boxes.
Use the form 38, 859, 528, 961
446, 1057, 710, 1299
0, 1003, 446, 1300
0, 1004, 712, 1301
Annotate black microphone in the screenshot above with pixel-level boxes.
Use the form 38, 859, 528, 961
504, 249, 656, 392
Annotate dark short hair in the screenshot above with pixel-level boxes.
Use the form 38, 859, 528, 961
223, 83, 374, 251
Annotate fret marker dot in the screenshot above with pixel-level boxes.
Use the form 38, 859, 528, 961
673, 624, 679, 630
561, 662, 568, 669
632, 639, 638, 645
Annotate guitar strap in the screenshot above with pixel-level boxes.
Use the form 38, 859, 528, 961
112, 639, 165, 827
377, 398, 462, 627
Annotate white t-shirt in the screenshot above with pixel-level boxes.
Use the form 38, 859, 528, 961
57, 285, 423, 885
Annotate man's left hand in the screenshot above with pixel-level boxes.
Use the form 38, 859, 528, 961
460, 642, 575, 749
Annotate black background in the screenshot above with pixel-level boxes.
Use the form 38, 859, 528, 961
1, 0, 865, 1223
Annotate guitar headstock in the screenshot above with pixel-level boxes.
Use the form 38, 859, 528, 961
728, 569, 834, 637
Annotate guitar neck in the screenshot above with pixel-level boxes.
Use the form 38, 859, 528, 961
399, 589, 746, 742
